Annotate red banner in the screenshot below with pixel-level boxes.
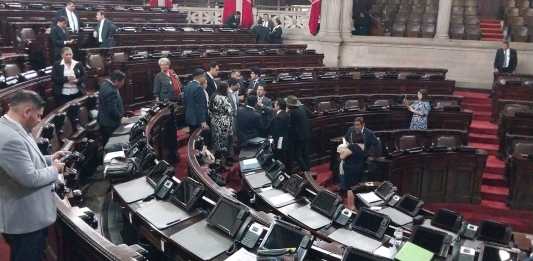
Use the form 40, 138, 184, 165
309, 0, 321, 35
223, 0, 254, 29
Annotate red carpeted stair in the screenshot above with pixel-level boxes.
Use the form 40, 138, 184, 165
480, 19, 503, 42
455, 90, 509, 209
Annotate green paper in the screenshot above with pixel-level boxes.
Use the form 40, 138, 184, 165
395, 242, 434, 261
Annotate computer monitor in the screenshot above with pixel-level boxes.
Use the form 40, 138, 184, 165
396, 194, 423, 217
260, 220, 307, 250
146, 160, 171, 187
282, 174, 306, 197
266, 160, 284, 181
207, 197, 249, 238
431, 208, 463, 233
311, 190, 342, 218
481, 244, 518, 261
410, 226, 451, 257
375, 181, 395, 201
351, 208, 390, 240
477, 220, 512, 246
341, 247, 390, 261
169, 177, 205, 211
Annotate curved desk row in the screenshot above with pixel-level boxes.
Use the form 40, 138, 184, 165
30, 95, 146, 261
109, 107, 346, 260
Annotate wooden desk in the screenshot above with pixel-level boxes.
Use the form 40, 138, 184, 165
373, 150, 487, 204
508, 154, 533, 210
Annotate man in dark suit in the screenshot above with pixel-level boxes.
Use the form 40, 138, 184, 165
247, 67, 265, 94
97, 70, 126, 144
494, 40, 518, 74
236, 95, 265, 147
261, 14, 274, 31
256, 84, 273, 132
93, 11, 116, 48
287, 95, 312, 173
183, 69, 209, 133
54, 1, 82, 33
205, 62, 220, 98
343, 117, 381, 157
269, 18, 283, 44
270, 98, 290, 167
224, 11, 241, 28
50, 16, 74, 62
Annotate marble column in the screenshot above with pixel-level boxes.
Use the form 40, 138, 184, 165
318, 0, 343, 37
341, 0, 354, 35
435, 0, 452, 39
316, 0, 344, 66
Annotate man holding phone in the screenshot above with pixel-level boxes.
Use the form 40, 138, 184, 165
0, 90, 69, 261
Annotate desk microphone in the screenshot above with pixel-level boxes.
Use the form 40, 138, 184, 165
257, 248, 296, 256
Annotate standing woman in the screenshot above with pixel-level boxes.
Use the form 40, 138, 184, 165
209, 82, 234, 166
52, 47, 86, 105
153, 58, 182, 102
406, 89, 431, 129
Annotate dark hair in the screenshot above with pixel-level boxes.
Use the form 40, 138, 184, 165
97, 10, 105, 16
192, 68, 206, 77
235, 11, 241, 15
246, 95, 258, 107
208, 62, 220, 70
231, 69, 240, 75
9, 90, 46, 109
354, 117, 365, 125
110, 70, 126, 82
275, 18, 281, 25
418, 89, 428, 100
228, 78, 240, 87
275, 98, 286, 110
56, 16, 67, 23
251, 66, 261, 76
216, 81, 228, 96
66, 0, 75, 5
502, 40, 510, 45
256, 84, 265, 90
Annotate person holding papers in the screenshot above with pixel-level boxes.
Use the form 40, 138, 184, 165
270, 98, 289, 167
337, 134, 366, 193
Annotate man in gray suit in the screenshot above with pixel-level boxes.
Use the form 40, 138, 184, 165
93, 11, 117, 48
0, 90, 67, 261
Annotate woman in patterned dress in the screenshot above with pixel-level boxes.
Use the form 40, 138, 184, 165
209, 81, 234, 165
406, 89, 431, 129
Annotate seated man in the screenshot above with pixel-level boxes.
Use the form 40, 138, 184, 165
224, 11, 241, 28
236, 95, 265, 147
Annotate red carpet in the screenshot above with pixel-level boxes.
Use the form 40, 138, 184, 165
309, 90, 533, 233
0, 235, 9, 261
480, 19, 503, 42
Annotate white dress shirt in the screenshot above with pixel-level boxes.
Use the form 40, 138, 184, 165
504, 48, 510, 68
206, 72, 217, 90
98, 19, 105, 43
65, 8, 78, 32
61, 59, 79, 95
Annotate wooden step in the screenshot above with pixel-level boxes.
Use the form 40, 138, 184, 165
481, 185, 509, 202
469, 142, 498, 156
469, 132, 498, 145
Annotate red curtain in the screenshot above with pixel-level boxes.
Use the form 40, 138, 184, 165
149, 0, 172, 8
223, 0, 254, 29
309, 0, 321, 35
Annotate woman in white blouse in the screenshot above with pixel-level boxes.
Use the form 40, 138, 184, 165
51, 47, 86, 105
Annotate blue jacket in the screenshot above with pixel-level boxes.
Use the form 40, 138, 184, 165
183, 80, 208, 127
97, 80, 124, 129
